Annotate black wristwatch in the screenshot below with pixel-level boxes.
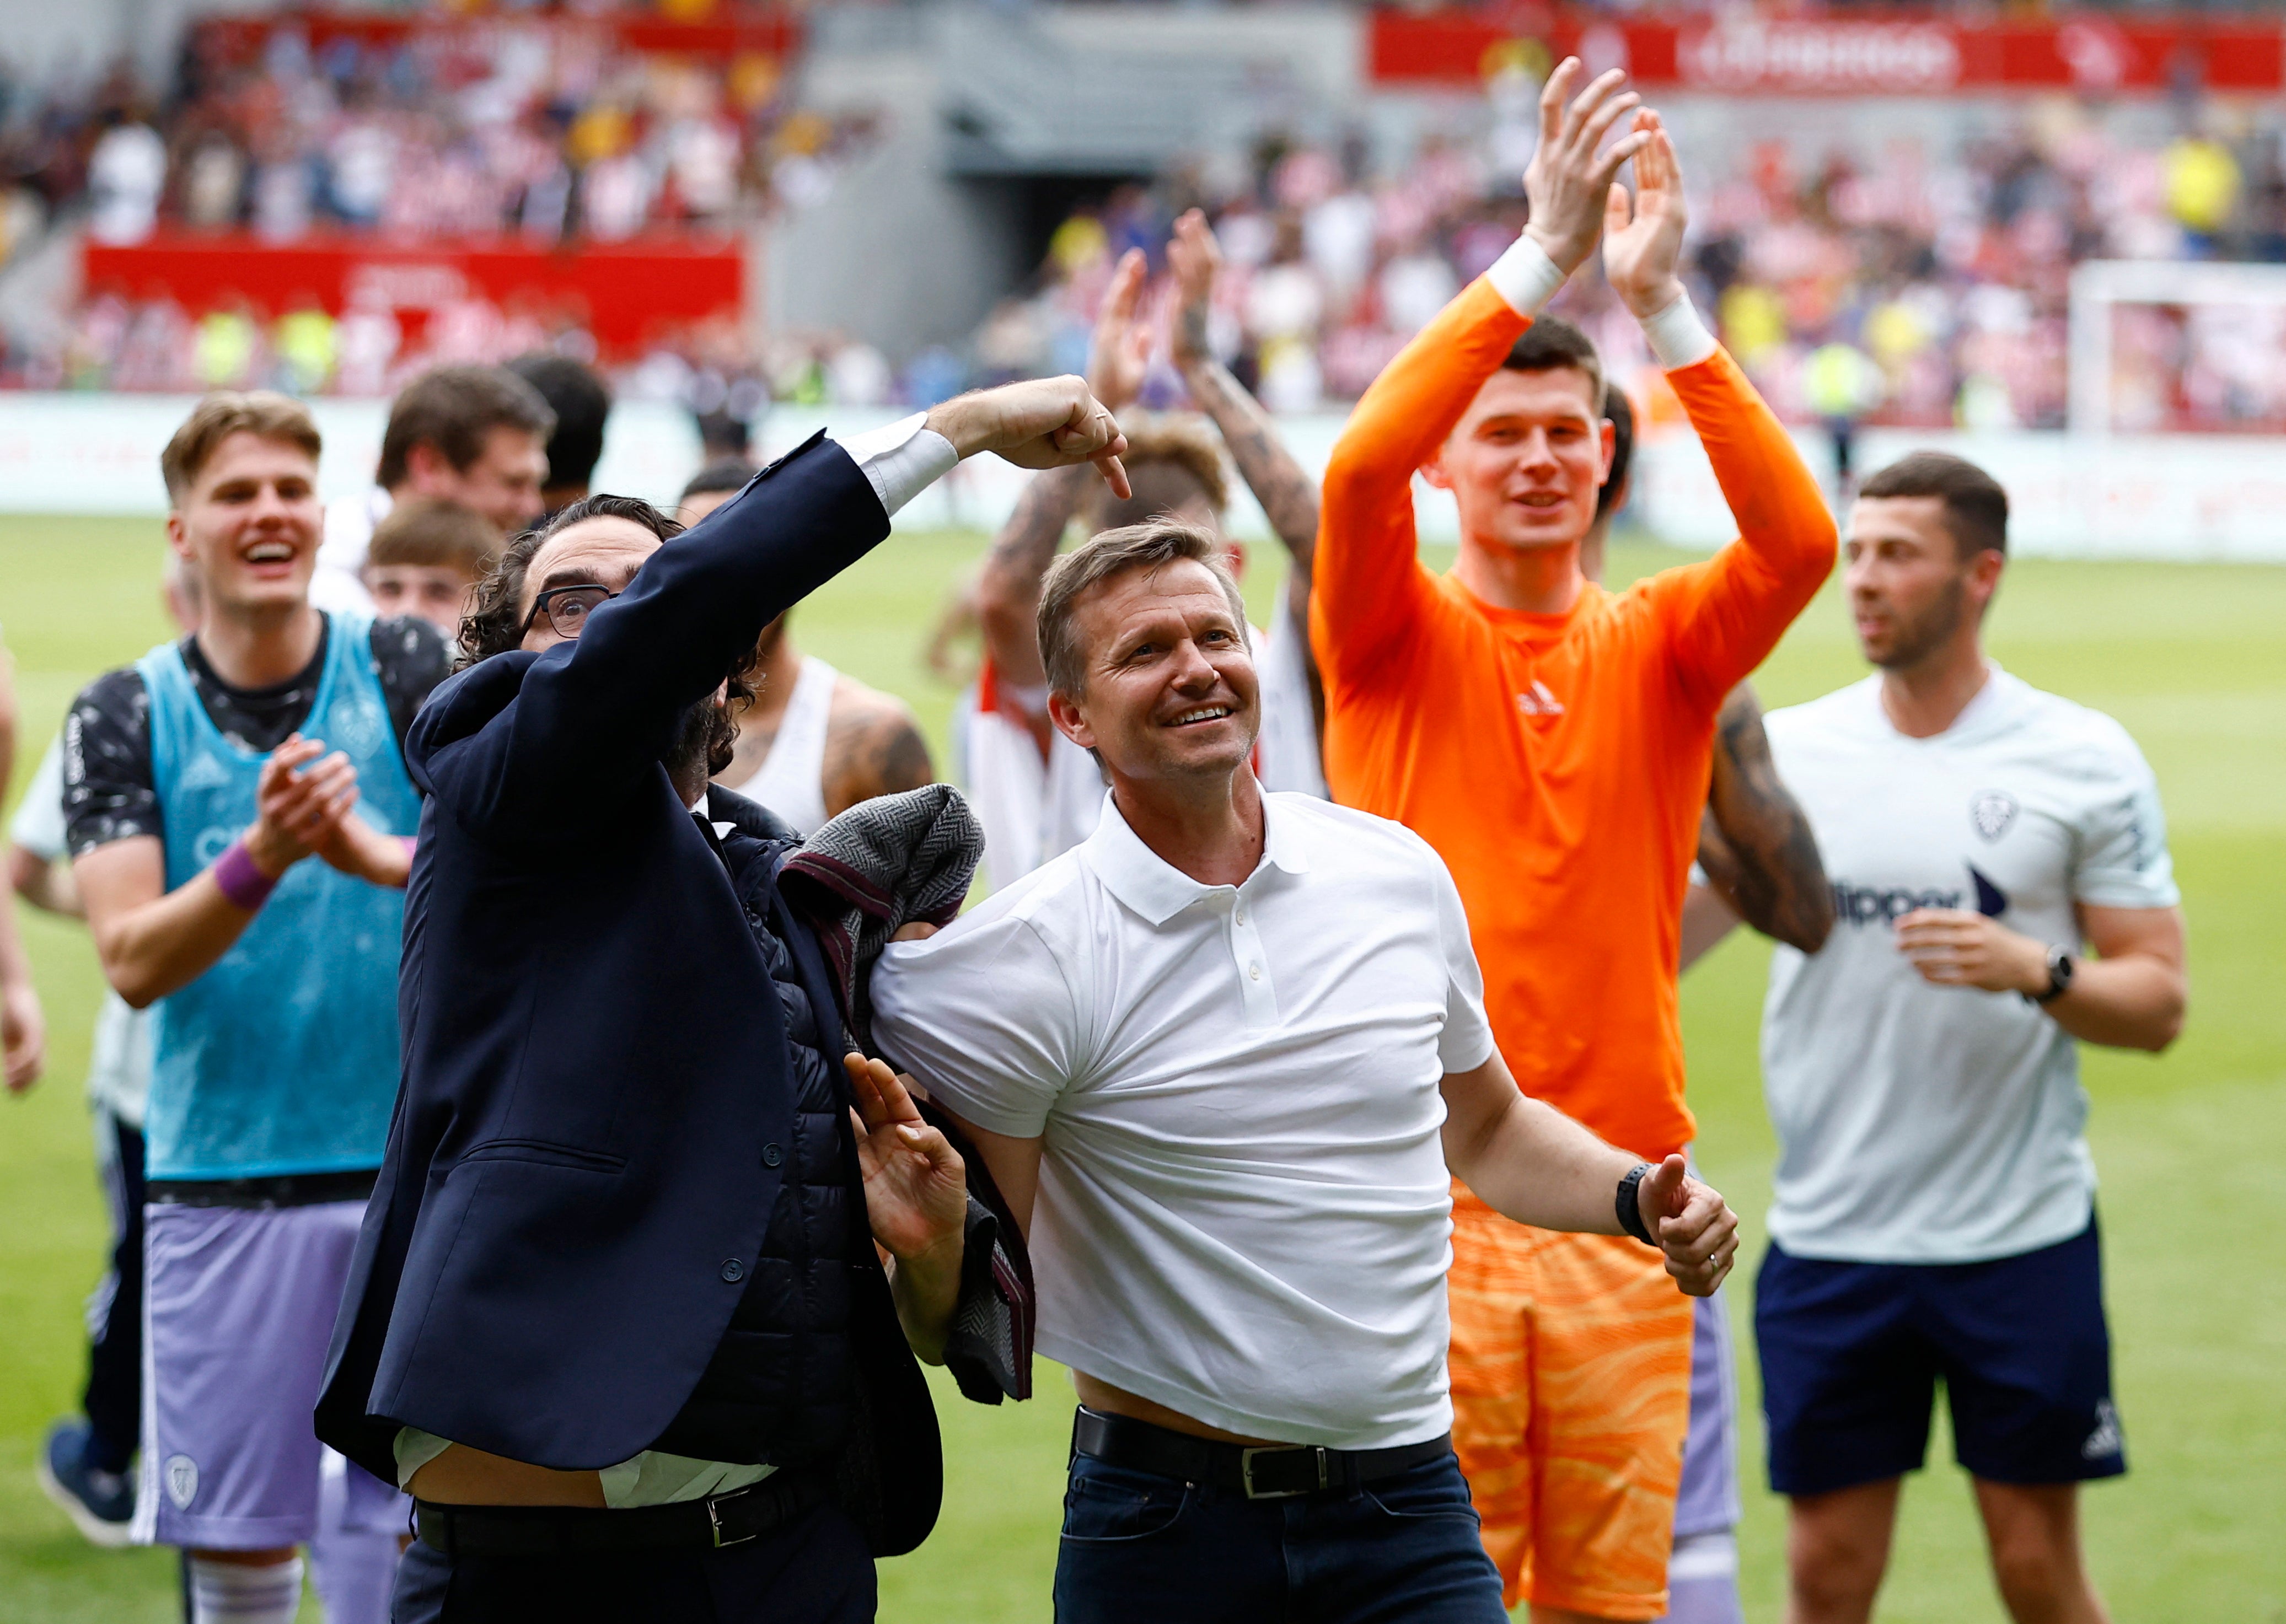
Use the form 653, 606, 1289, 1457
2028, 945, 2076, 1006
1616, 1163, 1656, 1246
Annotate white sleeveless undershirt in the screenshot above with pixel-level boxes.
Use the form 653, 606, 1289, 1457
721, 654, 836, 837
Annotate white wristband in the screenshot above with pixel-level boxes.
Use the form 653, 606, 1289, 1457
1485, 235, 1568, 319
1640, 291, 1719, 371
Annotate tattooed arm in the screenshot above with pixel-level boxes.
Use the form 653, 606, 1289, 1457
971, 250, 1153, 694
1167, 209, 1321, 626
1690, 681, 1832, 963
972, 464, 1091, 693
822, 685, 937, 818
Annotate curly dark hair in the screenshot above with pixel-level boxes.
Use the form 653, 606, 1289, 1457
457, 493, 761, 776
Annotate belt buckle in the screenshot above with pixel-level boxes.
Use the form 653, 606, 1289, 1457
707, 1488, 759, 1548
1239, 1445, 1327, 1500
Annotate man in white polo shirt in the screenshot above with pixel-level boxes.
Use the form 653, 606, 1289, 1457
871, 520, 1740, 1624
1688, 452, 2186, 1624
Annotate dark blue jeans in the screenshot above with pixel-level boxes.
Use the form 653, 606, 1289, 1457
1053, 1449, 1506, 1624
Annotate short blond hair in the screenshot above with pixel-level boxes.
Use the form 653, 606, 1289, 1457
1037, 519, 1249, 698
160, 391, 322, 504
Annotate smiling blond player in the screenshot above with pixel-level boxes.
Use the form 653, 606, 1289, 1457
1311, 67, 1836, 1621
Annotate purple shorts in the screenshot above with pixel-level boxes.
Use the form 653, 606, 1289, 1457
1673, 1285, 1742, 1540
133, 1198, 404, 1550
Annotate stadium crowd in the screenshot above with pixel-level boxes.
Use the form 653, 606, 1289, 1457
8, 14, 2286, 435
984, 101, 2286, 432
0, 18, 876, 398
2, 21, 871, 246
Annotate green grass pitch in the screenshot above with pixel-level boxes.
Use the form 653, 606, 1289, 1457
2, 514, 2281, 1622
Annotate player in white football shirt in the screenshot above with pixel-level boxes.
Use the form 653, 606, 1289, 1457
1688, 452, 2186, 1624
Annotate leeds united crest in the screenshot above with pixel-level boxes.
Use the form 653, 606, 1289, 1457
1970, 789, 2019, 842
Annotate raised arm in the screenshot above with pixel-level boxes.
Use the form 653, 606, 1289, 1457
973, 465, 1092, 694
974, 254, 1151, 692
1315, 280, 1520, 678
1694, 682, 1832, 955
1603, 111, 1837, 697
1316, 62, 1648, 680
1167, 211, 1321, 620
423, 380, 1129, 830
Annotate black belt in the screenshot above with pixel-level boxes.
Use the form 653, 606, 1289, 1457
414, 1470, 829, 1557
147, 1169, 378, 1209
1071, 1408, 1453, 1501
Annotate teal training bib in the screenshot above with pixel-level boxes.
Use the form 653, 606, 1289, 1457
137, 614, 421, 1179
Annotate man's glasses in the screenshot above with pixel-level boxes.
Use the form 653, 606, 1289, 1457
523, 585, 619, 639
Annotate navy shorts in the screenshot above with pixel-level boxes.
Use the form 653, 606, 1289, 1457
1754, 1218, 2126, 1498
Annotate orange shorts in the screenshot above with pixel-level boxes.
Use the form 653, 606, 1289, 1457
1447, 1199, 1696, 1619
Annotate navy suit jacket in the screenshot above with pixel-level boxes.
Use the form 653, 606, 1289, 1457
316, 434, 941, 1551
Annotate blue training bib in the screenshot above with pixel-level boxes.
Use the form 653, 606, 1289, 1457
137, 612, 421, 1180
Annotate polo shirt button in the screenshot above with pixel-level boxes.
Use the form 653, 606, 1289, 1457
1235, 907, 1247, 924
1248, 962, 1262, 981
761, 1142, 784, 1168
721, 1259, 747, 1283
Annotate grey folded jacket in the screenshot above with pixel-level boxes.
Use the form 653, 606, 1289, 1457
779, 784, 1035, 1405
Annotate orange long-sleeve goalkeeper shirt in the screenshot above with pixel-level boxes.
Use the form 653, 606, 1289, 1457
1311, 277, 1837, 1162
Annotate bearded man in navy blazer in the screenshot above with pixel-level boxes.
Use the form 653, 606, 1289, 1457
315, 377, 1130, 1623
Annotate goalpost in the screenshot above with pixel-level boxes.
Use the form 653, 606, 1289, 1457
2068, 258, 2286, 436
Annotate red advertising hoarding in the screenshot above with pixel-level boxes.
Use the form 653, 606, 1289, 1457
81, 233, 744, 358
1370, 9, 2285, 96
190, 9, 804, 67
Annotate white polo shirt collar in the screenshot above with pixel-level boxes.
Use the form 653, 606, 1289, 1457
1079, 789, 1312, 927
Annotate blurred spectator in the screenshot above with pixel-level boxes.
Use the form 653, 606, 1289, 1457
4, 15, 874, 249
86, 115, 165, 244
954, 90, 2286, 434
11, 37, 2286, 434
361, 498, 498, 636
505, 351, 612, 511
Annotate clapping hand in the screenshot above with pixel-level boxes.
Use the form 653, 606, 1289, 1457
1522, 58, 1652, 277
1088, 248, 1156, 414
1638, 1153, 1739, 1297
1602, 108, 1691, 320
312, 811, 414, 890
245, 735, 358, 876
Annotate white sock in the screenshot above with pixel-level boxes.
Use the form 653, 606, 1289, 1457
188, 1554, 304, 1624
1658, 1531, 1745, 1624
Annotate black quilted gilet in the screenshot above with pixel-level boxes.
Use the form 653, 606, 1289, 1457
646, 876, 857, 1466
